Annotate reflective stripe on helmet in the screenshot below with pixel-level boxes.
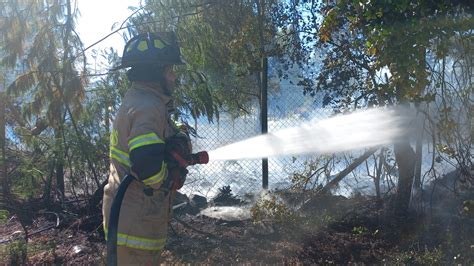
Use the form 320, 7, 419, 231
137, 40, 148, 51
142, 161, 168, 186
114, 32, 185, 70
110, 146, 131, 168
128, 132, 165, 152
104, 226, 166, 251
154, 39, 165, 49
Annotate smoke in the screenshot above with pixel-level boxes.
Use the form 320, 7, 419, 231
198, 190, 271, 221
199, 206, 252, 221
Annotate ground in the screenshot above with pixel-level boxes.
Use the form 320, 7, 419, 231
1, 192, 473, 265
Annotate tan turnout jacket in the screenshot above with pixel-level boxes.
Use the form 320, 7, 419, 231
102, 81, 178, 252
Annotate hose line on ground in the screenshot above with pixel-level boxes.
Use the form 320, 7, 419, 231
106, 174, 134, 266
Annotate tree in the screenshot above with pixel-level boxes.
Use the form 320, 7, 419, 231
80, 48, 130, 211
0, 78, 6, 199
1, 0, 87, 203
125, 0, 282, 121
280, 0, 473, 214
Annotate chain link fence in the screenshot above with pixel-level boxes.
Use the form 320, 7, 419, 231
182, 80, 459, 200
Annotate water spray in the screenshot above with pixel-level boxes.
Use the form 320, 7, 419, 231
209, 107, 412, 161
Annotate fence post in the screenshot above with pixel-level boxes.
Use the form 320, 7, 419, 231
261, 57, 268, 189
256, 0, 268, 189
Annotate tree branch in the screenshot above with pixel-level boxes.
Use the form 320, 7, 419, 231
317, 147, 378, 195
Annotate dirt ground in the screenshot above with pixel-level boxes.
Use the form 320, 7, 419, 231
1, 192, 473, 265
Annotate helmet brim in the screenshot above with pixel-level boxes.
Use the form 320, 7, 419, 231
110, 56, 186, 71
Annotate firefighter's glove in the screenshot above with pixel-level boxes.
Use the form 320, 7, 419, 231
168, 167, 188, 191
174, 131, 192, 154
165, 133, 192, 168
165, 133, 192, 191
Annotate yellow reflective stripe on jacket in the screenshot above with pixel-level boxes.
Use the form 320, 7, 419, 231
128, 133, 165, 152
104, 226, 166, 251
110, 146, 131, 168
143, 161, 168, 186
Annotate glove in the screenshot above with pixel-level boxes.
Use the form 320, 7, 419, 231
164, 132, 192, 191
165, 133, 192, 168
168, 167, 188, 191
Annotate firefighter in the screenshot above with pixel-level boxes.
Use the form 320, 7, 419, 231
102, 32, 189, 265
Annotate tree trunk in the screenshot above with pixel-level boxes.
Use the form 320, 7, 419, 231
412, 104, 425, 191
413, 124, 423, 190
0, 89, 8, 199
87, 179, 108, 213
394, 141, 416, 214
374, 149, 385, 201
55, 130, 65, 201
43, 171, 53, 206
56, 162, 65, 200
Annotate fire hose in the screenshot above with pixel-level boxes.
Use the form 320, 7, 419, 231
107, 148, 209, 266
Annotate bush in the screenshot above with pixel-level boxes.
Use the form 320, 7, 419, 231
250, 194, 297, 225
8, 239, 27, 265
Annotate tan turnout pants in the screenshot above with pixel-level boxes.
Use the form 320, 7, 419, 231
117, 246, 162, 265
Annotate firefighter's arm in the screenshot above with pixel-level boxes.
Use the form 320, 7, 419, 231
127, 105, 169, 190
128, 134, 168, 189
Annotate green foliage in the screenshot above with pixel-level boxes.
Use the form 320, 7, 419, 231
6, 139, 51, 199
213, 185, 243, 206
389, 248, 443, 265
1, 0, 86, 125
351, 226, 369, 236
12, 167, 43, 199
278, 0, 472, 113
0, 209, 9, 224
60, 49, 128, 195
290, 156, 334, 191
133, 0, 281, 119
0, 0, 90, 201
7, 239, 27, 265
250, 194, 297, 225
302, 210, 336, 230
0, 0, 470, 215
280, 0, 473, 187
1, 238, 59, 264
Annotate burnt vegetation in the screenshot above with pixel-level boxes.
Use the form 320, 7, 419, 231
0, 0, 472, 264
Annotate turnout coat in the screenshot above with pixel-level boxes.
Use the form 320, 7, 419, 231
102, 81, 179, 251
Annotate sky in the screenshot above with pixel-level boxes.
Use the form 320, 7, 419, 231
76, 0, 141, 66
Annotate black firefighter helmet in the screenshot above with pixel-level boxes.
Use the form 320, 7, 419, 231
112, 32, 185, 70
